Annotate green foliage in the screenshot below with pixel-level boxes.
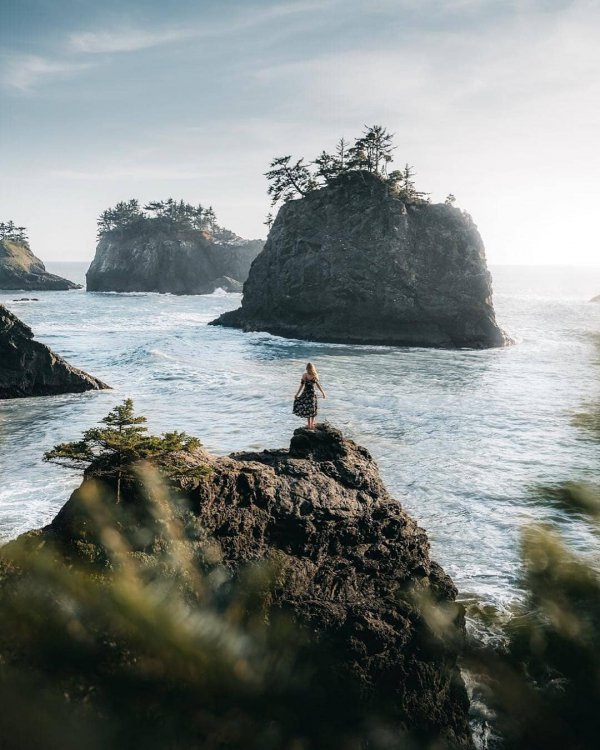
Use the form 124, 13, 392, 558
43, 399, 208, 500
265, 125, 431, 207
0, 473, 417, 750
445, 194, 457, 206
0, 220, 28, 244
466, 333, 600, 749
97, 199, 222, 238
264, 155, 318, 206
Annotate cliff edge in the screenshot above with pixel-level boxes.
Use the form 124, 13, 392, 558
212, 172, 510, 349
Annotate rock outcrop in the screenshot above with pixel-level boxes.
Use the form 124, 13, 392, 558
0, 304, 109, 398
40, 424, 473, 747
590, 294, 600, 303
0, 239, 80, 291
86, 227, 263, 294
212, 172, 509, 348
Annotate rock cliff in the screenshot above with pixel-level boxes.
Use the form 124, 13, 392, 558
0, 304, 109, 398
86, 227, 263, 294
0, 239, 80, 291
212, 172, 509, 348
590, 294, 600, 303
40, 424, 473, 747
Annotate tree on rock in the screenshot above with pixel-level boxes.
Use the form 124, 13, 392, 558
0, 221, 29, 244
348, 125, 395, 176
265, 156, 318, 205
44, 399, 207, 501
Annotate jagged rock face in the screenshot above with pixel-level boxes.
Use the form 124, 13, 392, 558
46, 424, 473, 747
212, 172, 509, 348
86, 228, 263, 294
0, 304, 109, 398
0, 240, 80, 291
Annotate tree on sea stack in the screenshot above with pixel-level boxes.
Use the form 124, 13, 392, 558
264, 125, 432, 210
44, 399, 206, 502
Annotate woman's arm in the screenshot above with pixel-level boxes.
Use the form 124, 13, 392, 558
317, 381, 326, 398
294, 378, 305, 398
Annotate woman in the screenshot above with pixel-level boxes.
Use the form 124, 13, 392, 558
293, 362, 326, 429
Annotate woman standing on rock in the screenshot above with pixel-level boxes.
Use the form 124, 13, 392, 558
293, 362, 326, 429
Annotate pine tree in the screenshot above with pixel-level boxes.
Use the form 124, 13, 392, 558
445, 194, 456, 206
265, 156, 318, 205
44, 399, 205, 502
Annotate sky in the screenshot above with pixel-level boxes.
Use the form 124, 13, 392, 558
1, 0, 599, 264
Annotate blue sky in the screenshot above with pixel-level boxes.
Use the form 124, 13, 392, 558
1, 0, 599, 263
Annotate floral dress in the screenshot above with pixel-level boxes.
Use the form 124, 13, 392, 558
293, 376, 318, 418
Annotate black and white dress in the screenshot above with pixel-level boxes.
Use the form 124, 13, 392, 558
293, 377, 318, 418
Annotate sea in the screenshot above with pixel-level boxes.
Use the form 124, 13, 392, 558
1, 262, 599, 626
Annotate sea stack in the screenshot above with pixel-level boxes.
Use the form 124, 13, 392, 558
86, 225, 263, 294
23, 423, 473, 747
0, 239, 80, 291
212, 171, 510, 349
0, 304, 109, 398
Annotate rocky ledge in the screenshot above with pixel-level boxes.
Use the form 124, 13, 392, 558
590, 294, 600, 303
0, 239, 80, 291
0, 304, 109, 398
40, 423, 473, 747
212, 171, 510, 349
86, 228, 263, 294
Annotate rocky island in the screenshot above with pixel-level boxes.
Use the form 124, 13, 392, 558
0, 304, 109, 398
2, 406, 473, 748
212, 127, 509, 349
86, 199, 263, 294
0, 222, 80, 290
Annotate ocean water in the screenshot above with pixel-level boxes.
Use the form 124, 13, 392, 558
1, 262, 599, 621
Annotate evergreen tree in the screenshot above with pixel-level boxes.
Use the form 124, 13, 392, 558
265, 156, 318, 205
0, 221, 29, 244
264, 213, 274, 230
445, 194, 457, 206
44, 399, 205, 502
348, 125, 395, 175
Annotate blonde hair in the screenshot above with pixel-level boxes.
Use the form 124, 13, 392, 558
306, 362, 319, 380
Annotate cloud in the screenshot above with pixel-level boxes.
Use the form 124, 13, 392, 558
0, 54, 93, 92
68, 27, 196, 54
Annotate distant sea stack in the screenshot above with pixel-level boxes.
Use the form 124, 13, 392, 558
0, 304, 109, 398
0, 235, 80, 291
86, 199, 263, 294
591, 294, 600, 303
212, 171, 510, 348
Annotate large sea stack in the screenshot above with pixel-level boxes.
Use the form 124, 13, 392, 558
0, 239, 80, 291
0, 304, 109, 398
21, 424, 473, 747
212, 171, 509, 348
86, 227, 263, 294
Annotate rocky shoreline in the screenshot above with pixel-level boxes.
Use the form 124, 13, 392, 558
0, 239, 80, 291
0, 304, 109, 398
16, 422, 473, 747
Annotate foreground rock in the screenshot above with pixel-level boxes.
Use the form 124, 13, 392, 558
40, 424, 473, 747
0, 304, 109, 398
86, 227, 263, 294
212, 171, 509, 348
0, 239, 80, 291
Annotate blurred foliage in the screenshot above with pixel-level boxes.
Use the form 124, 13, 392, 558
0, 467, 422, 750
465, 331, 600, 749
